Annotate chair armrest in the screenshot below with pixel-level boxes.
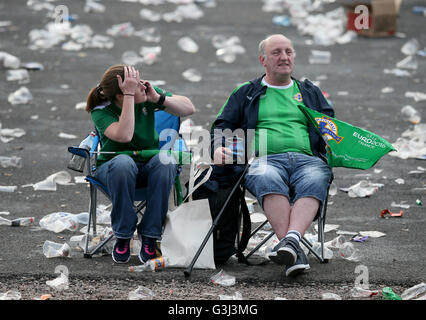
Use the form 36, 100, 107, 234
68, 146, 90, 158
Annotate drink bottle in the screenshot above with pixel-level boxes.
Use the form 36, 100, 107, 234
67, 132, 97, 172
128, 256, 168, 272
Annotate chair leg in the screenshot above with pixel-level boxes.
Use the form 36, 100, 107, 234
245, 231, 276, 259
84, 183, 97, 258
318, 215, 325, 261
86, 233, 115, 257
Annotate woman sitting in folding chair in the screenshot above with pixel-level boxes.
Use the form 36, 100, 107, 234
85, 64, 195, 264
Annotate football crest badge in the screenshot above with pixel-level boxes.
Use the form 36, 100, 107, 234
315, 116, 343, 143
293, 93, 303, 102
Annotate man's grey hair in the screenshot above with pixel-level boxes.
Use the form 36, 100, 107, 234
258, 38, 268, 58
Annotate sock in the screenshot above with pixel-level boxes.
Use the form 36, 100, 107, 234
286, 230, 301, 242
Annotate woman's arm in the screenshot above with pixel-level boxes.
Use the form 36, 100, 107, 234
162, 94, 196, 116
144, 81, 196, 117
104, 66, 140, 143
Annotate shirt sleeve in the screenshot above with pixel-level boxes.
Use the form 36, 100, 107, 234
91, 108, 117, 136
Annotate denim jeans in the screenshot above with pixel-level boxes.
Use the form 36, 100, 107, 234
244, 152, 331, 210
94, 153, 177, 239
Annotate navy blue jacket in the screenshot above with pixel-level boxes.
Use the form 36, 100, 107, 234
211, 75, 335, 164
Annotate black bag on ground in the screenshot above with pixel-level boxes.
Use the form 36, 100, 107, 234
191, 165, 251, 265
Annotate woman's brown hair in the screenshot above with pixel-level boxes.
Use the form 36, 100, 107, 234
85, 64, 125, 112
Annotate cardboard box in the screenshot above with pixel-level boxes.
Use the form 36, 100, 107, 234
341, 0, 399, 37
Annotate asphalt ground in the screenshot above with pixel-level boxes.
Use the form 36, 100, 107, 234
0, 0, 425, 306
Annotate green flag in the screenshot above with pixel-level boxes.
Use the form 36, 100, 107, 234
298, 105, 396, 169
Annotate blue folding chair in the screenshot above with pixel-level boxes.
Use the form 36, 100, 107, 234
67, 110, 187, 258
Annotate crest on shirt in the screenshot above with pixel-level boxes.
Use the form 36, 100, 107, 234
142, 107, 148, 116
314, 116, 344, 144
293, 93, 303, 102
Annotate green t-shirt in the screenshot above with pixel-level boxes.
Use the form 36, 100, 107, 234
91, 87, 172, 167
253, 80, 313, 156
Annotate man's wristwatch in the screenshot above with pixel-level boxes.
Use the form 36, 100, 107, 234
157, 93, 166, 106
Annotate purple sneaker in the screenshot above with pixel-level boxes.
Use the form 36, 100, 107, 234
112, 238, 131, 263
138, 235, 157, 264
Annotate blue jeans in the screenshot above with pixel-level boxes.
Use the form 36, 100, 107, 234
94, 154, 177, 239
244, 152, 331, 212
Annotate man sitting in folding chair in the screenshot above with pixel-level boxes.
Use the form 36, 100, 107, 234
84, 64, 195, 264
212, 34, 334, 277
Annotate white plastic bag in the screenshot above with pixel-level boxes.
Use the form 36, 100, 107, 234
161, 162, 215, 269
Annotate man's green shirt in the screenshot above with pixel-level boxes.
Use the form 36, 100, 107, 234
253, 80, 313, 156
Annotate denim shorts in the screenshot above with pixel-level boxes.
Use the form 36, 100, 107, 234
244, 152, 332, 211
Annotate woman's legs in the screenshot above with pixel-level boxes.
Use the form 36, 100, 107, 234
95, 154, 139, 239
136, 153, 177, 240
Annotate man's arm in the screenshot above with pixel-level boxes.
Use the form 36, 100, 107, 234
210, 85, 248, 165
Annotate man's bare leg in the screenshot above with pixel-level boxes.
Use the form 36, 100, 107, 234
265, 196, 319, 266
262, 193, 291, 240
288, 197, 319, 237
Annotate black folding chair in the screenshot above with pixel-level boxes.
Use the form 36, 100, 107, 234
243, 173, 334, 264
184, 156, 333, 277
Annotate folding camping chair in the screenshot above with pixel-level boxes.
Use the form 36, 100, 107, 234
243, 173, 334, 264
184, 157, 333, 277
67, 110, 187, 258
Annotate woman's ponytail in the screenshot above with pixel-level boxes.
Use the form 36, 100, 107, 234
85, 64, 125, 113
86, 85, 107, 112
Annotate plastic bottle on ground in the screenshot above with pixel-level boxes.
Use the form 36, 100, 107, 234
401, 282, 426, 300
0, 216, 34, 226
11, 217, 34, 226
128, 256, 168, 272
